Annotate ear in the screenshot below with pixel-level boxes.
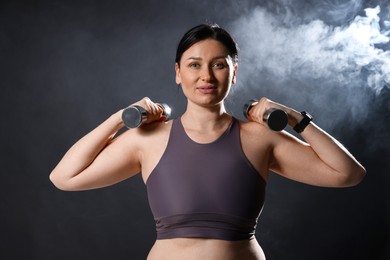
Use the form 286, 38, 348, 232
231, 65, 238, 85
175, 63, 181, 85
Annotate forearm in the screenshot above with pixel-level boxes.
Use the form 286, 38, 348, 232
50, 110, 124, 186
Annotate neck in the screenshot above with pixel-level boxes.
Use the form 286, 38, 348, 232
181, 102, 231, 131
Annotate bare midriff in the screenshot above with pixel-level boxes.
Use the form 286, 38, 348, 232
147, 237, 266, 260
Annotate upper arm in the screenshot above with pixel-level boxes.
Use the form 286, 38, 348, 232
64, 130, 142, 191
269, 131, 341, 187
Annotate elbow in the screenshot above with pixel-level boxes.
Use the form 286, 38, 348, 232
49, 171, 75, 191
349, 165, 367, 186
337, 166, 367, 188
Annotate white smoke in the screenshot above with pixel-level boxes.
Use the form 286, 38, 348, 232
232, 5, 390, 94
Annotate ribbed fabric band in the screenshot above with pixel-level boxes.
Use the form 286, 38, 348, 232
155, 213, 257, 240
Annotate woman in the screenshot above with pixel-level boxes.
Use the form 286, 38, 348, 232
50, 24, 366, 260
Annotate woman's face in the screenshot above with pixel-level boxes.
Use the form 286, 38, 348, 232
175, 39, 237, 108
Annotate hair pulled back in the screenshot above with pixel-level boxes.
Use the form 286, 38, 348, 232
175, 24, 239, 66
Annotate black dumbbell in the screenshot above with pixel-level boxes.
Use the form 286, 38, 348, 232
243, 99, 288, 131
122, 103, 171, 128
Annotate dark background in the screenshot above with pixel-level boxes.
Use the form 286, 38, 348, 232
1, 0, 389, 259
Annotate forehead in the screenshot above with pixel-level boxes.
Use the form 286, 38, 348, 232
181, 39, 230, 59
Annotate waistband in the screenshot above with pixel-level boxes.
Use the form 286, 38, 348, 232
155, 213, 257, 241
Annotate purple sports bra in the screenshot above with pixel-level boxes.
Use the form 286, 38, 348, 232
146, 117, 266, 240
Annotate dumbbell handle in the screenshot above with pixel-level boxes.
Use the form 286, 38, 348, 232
243, 99, 288, 131
122, 103, 171, 128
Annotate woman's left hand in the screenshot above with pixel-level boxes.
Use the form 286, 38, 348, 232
247, 97, 302, 128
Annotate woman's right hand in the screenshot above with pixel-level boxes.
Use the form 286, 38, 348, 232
128, 97, 167, 124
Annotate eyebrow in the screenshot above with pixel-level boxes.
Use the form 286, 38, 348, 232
186, 55, 228, 61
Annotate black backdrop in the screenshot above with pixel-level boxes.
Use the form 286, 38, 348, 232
1, 0, 389, 259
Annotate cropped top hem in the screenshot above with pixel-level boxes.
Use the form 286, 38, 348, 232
155, 212, 257, 241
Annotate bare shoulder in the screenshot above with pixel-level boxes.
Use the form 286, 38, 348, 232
118, 119, 173, 148
238, 120, 275, 180
139, 119, 173, 144
239, 119, 300, 146
238, 120, 273, 144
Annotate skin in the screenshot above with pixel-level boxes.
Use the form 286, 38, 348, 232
50, 39, 366, 260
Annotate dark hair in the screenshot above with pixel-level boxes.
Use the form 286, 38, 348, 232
175, 24, 239, 66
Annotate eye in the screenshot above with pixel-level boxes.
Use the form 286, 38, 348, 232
212, 62, 226, 69
189, 63, 200, 69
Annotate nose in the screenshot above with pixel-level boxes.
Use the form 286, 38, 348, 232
200, 66, 214, 82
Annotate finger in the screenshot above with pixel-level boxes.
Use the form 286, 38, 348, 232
158, 115, 167, 122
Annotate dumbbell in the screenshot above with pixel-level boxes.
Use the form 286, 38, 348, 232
122, 103, 171, 128
243, 99, 288, 131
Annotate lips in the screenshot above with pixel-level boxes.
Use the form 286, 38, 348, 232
197, 85, 217, 94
